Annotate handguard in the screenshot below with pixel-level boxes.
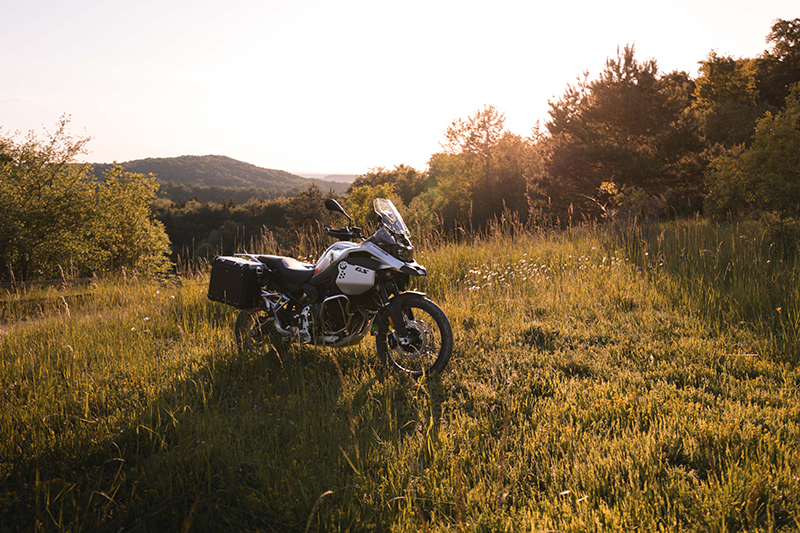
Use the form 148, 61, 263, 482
323, 227, 363, 240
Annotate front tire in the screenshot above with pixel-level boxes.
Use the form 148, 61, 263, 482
376, 297, 453, 377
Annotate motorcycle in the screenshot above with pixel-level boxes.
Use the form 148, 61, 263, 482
207, 197, 453, 377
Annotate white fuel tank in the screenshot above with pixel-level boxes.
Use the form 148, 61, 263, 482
314, 242, 358, 276
335, 261, 375, 295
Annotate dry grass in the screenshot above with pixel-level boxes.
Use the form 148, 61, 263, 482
2, 220, 799, 531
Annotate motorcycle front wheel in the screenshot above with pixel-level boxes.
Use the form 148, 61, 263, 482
375, 296, 453, 378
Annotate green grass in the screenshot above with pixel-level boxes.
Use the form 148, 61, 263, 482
2, 221, 800, 531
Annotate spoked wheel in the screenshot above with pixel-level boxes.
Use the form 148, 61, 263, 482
234, 308, 289, 356
376, 296, 453, 378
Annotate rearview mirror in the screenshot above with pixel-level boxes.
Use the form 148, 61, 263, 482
324, 198, 345, 214
324, 198, 353, 226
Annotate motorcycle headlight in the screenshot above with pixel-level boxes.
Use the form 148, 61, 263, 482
393, 244, 414, 262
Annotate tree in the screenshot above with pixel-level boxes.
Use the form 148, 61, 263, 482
347, 165, 430, 206
489, 131, 537, 219
694, 52, 758, 109
704, 82, 800, 222
0, 117, 171, 281
195, 219, 242, 258
756, 18, 800, 109
443, 105, 506, 160
443, 106, 507, 224
540, 45, 705, 220
692, 19, 800, 149
345, 183, 404, 229
0, 117, 95, 280
427, 105, 534, 228
91, 166, 173, 275
426, 151, 476, 228
693, 51, 764, 147
283, 183, 335, 231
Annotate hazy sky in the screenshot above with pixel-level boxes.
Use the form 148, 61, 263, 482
1, 0, 796, 175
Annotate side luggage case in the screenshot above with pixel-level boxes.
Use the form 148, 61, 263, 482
207, 256, 264, 309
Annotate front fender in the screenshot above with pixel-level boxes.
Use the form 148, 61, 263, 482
375, 291, 426, 336
400, 262, 427, 276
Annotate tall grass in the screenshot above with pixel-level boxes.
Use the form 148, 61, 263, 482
2, 219, 799, 531
616, 218, 800, 364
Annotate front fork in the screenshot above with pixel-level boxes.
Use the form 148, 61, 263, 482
374, 286, 426, 341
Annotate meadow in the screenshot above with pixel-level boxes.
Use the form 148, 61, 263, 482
1, 219, 799, 532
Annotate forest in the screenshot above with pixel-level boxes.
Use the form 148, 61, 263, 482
0, 18, 798, 281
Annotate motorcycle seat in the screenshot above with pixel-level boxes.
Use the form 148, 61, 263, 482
256, 255, 315, 285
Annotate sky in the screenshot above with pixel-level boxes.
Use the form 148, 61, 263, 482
1, 0, 796, 176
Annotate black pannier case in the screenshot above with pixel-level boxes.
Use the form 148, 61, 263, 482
207, 256, 264, 309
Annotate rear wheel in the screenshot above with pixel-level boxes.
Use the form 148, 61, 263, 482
234, 308, 289, 356
375, 297, 453, 378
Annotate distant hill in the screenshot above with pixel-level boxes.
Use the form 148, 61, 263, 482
91, 155, 349, 202
298, 172, 358, 184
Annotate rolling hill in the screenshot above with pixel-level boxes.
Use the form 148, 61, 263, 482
91, 155, 350, 201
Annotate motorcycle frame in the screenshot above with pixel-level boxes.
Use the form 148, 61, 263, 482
243, 252, 421, 348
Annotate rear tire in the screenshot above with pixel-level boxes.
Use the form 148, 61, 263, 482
234, 308, 289, 356
375, 297, 453, 378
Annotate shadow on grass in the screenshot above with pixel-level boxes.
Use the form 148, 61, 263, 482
2, 326, 443, 532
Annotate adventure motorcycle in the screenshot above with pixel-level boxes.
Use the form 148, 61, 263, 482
207, 198, 453, 377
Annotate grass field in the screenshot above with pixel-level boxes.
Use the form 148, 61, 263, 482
1, 220, 799, 532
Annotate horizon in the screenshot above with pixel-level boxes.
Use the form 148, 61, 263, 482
2, 0, 797, 175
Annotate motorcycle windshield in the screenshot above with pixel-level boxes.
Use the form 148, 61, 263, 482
373, 198, 409, 236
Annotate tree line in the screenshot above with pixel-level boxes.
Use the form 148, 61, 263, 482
1, 18, 798, 281
162, 18, 799, 260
